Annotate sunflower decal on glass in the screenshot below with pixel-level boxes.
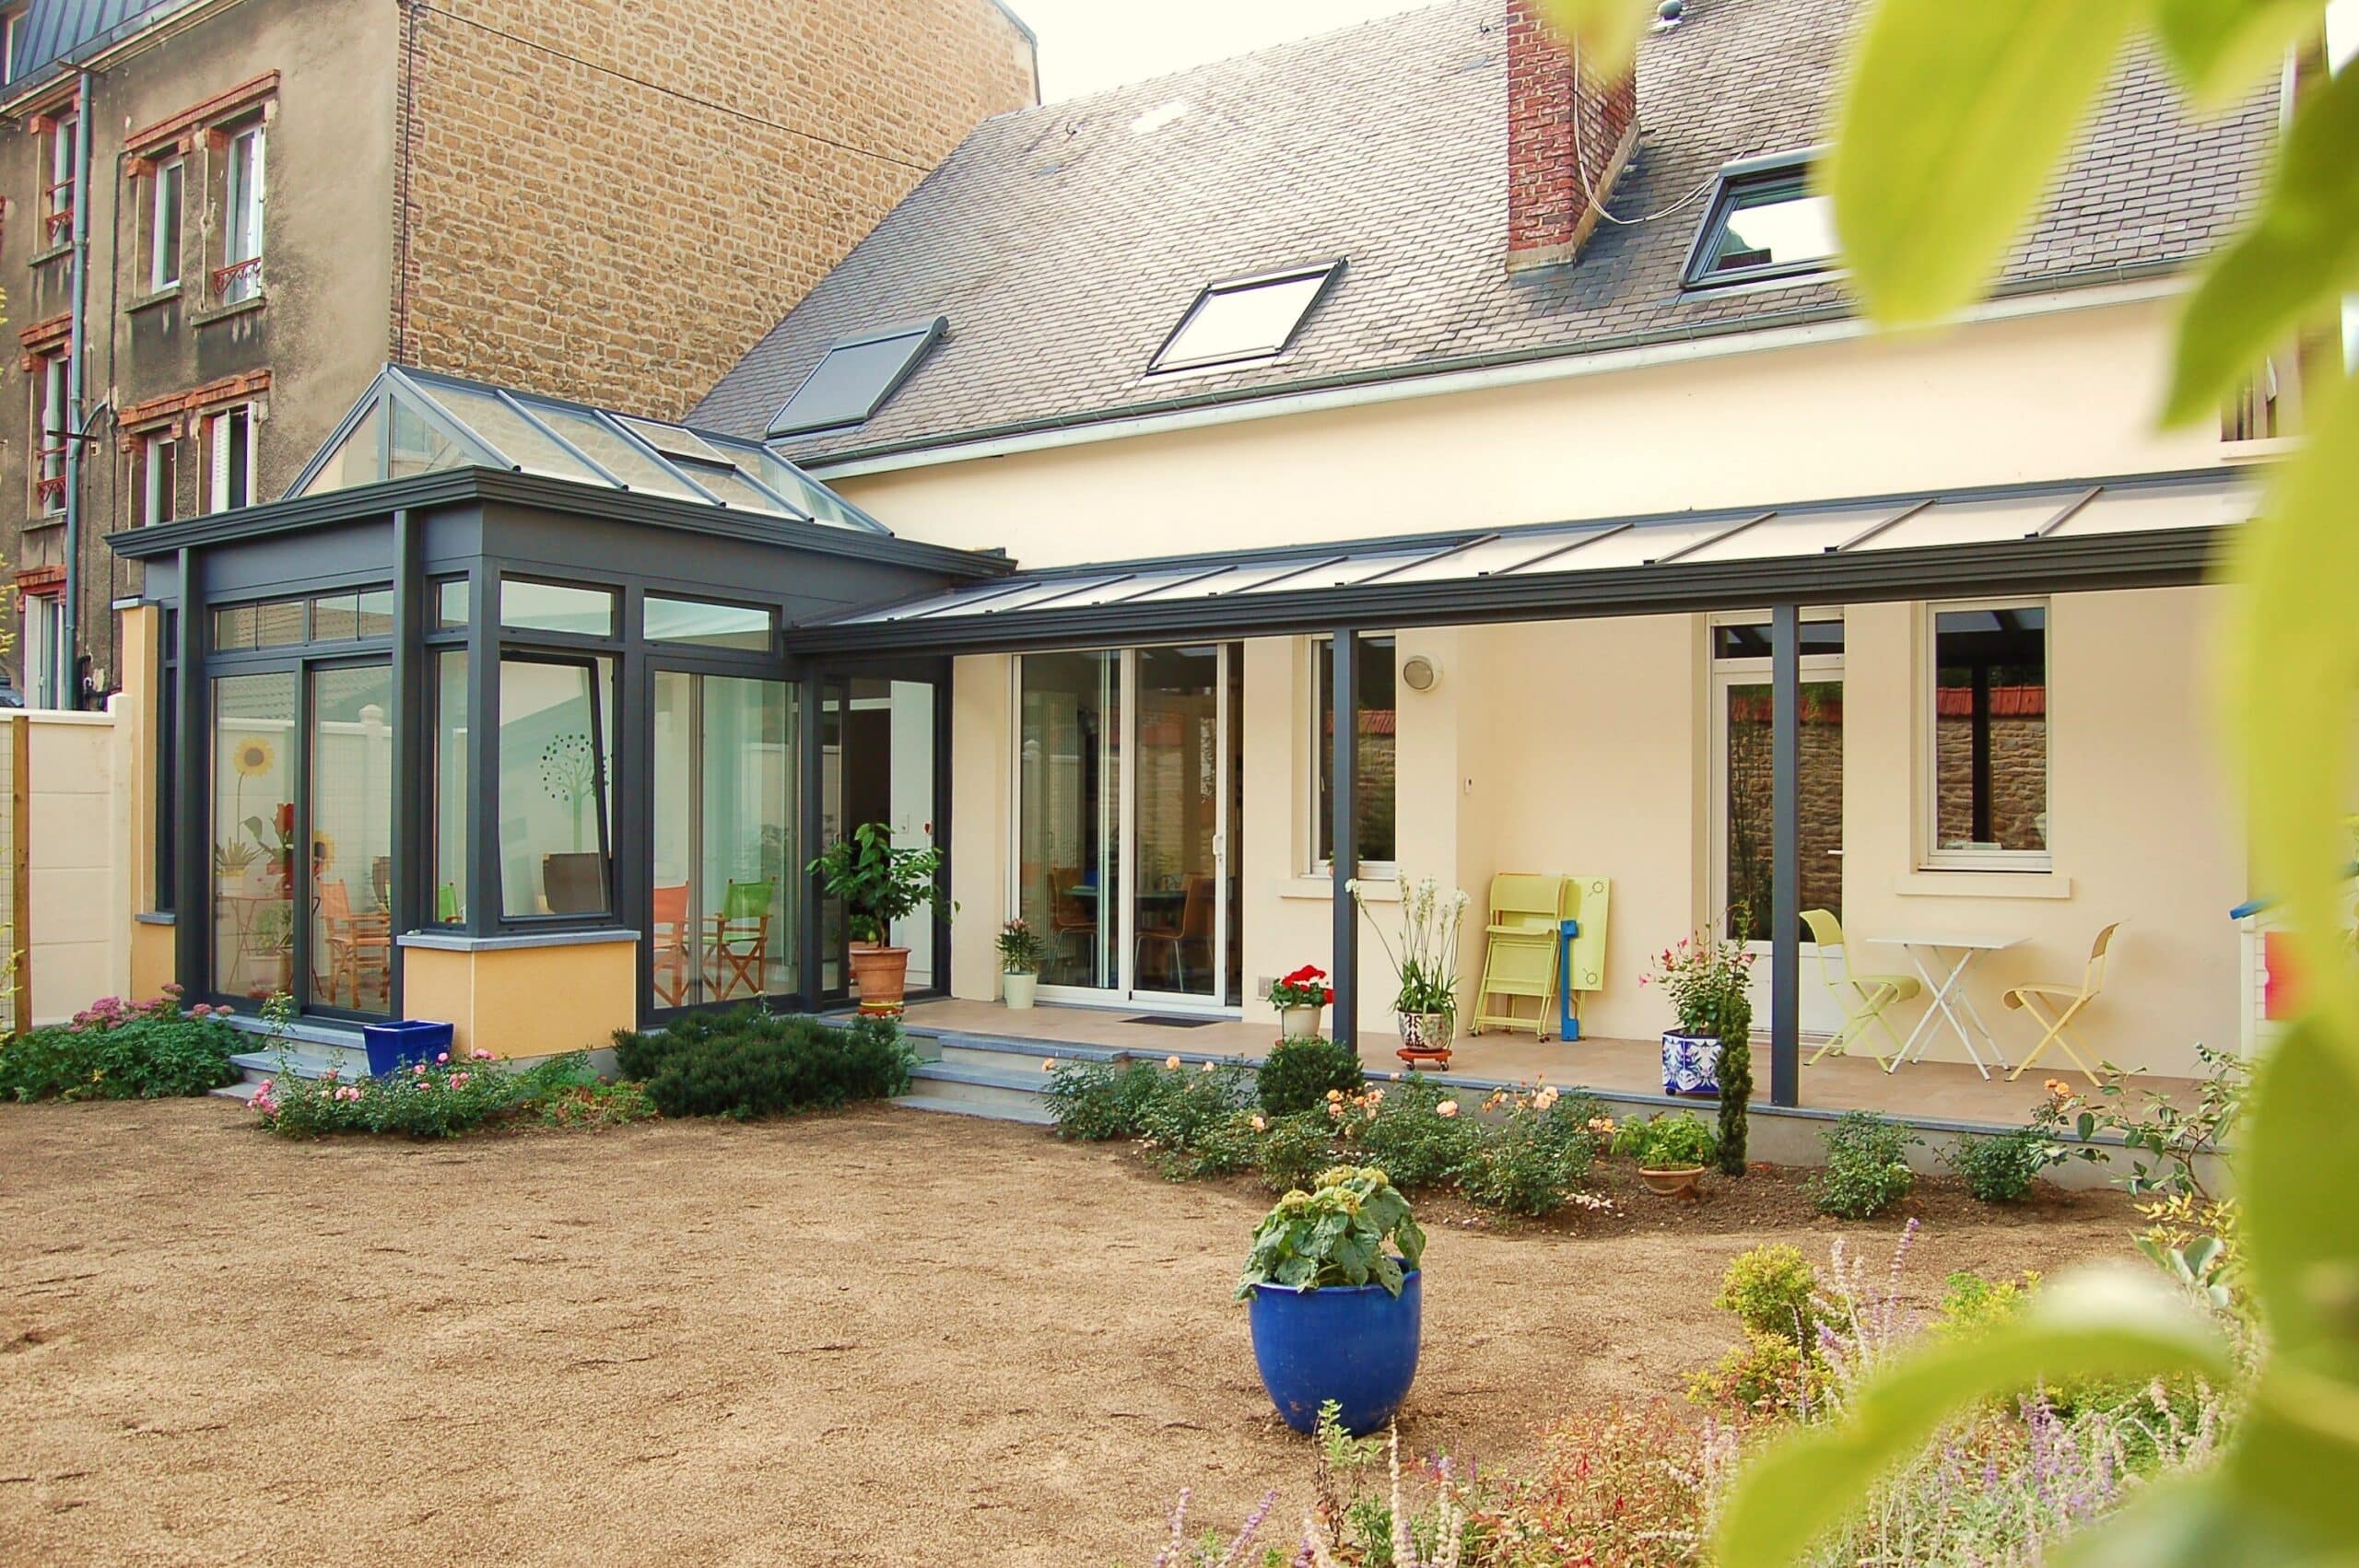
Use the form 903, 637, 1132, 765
231, 738, 276, 777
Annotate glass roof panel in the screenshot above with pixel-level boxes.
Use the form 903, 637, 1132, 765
388, 395, 473, 481
616, 416, 728, 464
1376, 529, 1595, 584
522, 403, 711, 502
422, 384, 607, 483
747, 451, 879, 531
1122, 559, 1338, 601
1514, 516, 1743, 573
915, 575, 1131, 617
1680, 505, 1898, 563
2051, 478, 2254, 537
1847, 495, 2068, 552
297, 402, 383, 497
675, 462, 792, 515
1235, 552, 1432, 593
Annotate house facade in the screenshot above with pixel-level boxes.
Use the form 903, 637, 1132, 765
2, 0, 1037, 712
93, 0, 2315, 1132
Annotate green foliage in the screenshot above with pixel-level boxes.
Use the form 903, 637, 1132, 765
1257, 1036, 1365, 1116
253, 1048, 651, 1140
2038, 1042, 2248, 1201
610, 1008, 912, 1119
1453, 1098, 1600, 1216
1236, 1164, 1426, 1299
1611, 1110, 1719, 1170
804, 821, 945, 943
1250, 1110, 1337, 1194
994, 918, 1045, 974
1346, 1076, 1480, 1190
1715, 1019, 1753, 1176
1946, 1125, 2058, 1203
1040, 1058, 1163, 1141
0, 990, 241, 1102
1686, 1327, 1831, 1417
1716, 1244, 1823, 1341
1811, 1111, 1917, 1219
1134, 1064, 1258, 1179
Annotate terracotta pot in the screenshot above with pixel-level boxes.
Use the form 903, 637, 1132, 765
1638, 1164, 1706, 1198
848, 944, 911, 1016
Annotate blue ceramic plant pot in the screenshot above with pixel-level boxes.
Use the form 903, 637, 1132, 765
1246, 1270, 1422, 1435
362, 1019, 454, 1077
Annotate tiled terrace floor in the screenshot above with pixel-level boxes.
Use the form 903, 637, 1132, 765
898, 997, 2200, 1129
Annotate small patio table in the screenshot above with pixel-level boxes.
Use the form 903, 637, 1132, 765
1863, 934, 2023, 1079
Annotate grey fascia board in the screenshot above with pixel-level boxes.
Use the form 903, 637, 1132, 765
780, 529, 2224, 656
105, 466, 1014, 580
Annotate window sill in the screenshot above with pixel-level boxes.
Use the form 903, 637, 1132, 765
1280, 873, 1399, 903
1895, 870, 2073, 901
128, 287, 183, 314
2218, 436, 2300, 465
21, 515, 65, 532
398, 928, 640, 953
29, 244, 72, 268
135, 909, 176, 925
194, 292, 268, 328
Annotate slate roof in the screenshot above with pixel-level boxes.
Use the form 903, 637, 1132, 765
4, 0, 194, 96
690, 0, 2274, 465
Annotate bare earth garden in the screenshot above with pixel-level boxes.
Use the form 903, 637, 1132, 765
0, 1098, 2140, 1565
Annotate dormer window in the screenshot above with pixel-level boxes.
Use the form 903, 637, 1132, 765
1683, 156, 1836, 289
1149, 262, 1343, 375
767, 317, 946, 438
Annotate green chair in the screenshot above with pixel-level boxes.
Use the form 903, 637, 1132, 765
707, 879, 774, 1000
1801, 908, 1922, 1071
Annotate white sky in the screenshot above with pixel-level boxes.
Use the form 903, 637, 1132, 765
1015, 0, 1431, 101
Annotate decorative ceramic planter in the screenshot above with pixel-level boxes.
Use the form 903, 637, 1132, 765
1003, 970, 1038, 1011
1661, 1031, 1722, 1095
1396, 1010, 1455, 1068
848, 944, 911, 1016
1639, 1164, 1706, 1198
1279, 1003, 1324, 1040
1246, 1270, 1422, 1436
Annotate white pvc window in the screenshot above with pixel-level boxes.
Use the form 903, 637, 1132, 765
1923, 601, 2051, 871
149, 158, 184, 291
35, 354, 66, 514
45, 111, 75, 240
207, 405, 254, 513
142, 431, 179, 527
221, 125, 265, 302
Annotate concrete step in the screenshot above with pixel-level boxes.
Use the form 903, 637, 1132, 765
892, 1091, 1056, 1127
229, 1048, 358, 1083
899, 1059, 1059, 1121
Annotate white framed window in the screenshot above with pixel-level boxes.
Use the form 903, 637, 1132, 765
32, 351, 67, 515
149, 157, 185, 292
44, 111, 76, 244
1309, 632, 1396, 873
1151, 263, 1343, 375
206, 404, 255, 513
24, 592, 65, 709
1923, 600, 2050, 871
3, 9, 26, 87
1683, 155, 1837, 290
218, 124, 265, 302
141, 430, 180, 527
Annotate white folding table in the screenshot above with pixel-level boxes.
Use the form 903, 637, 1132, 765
1864, 934, 2022, 1079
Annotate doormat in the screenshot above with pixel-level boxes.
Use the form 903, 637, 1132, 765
1125, 1014, 1218, 1028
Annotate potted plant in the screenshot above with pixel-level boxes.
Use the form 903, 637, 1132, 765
806, 821, 947, 1016
213, 835, 262, 893
997, 918, 1044, 1010
1267, 964, 1334, 1040
1350, 876, 1469, 1067
1614, 1111, 1719, 1198
1235, 1165, 1426, 1436
1642, 924, 1755, 1098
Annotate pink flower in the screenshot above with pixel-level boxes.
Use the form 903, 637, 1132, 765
436, 1051, 450, 1064
470, 1048, 493, 1060
452, 1072, 470, 1088
413, 1063, 428, 1076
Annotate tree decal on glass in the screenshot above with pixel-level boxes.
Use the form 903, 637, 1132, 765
538, 731, 598, 850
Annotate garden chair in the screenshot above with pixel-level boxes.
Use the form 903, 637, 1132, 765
316, 879, 392, 1010
1800, 908, 1921, 1071
651, 883, 694, 1008
707, 878, 774, 1000
2003, 922, 2123, 1087
1471, 872, 1569, 1038
1136, 873, 1214, 991
541, 851, 607, 914
1047, 865, 1098, 982
436, 882, 462, 923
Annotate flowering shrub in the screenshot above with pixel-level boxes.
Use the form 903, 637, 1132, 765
1266, 964, 1336, 1012
1335, 1076, 1480, 1190
0, 985, 240, 1102
1245, 1109, 1336, 1194
1256, 1036, 1363, 1116
1450, 1088, 1602, 1216
252, 1048, 646, 1139
1041, 1058, 1166, 1141
1642, 927, 1756, 1037
1473, 1399, 1739, 1567
1944, 1125, 2061, 1203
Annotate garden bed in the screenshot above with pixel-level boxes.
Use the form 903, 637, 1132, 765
0, 1097, 2141, 1564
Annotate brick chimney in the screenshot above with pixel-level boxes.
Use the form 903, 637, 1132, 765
1507, 0, 1639, 271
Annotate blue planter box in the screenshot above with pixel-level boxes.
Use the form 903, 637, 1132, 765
362, 1020, 454, 1077
1246, 1270, 1422, 1436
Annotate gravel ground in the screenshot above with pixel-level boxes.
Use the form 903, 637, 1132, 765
0, 1098, 2142, 1566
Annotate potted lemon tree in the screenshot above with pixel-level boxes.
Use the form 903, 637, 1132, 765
807, 822, 947, 1016
1235, 1165, 1426, 1435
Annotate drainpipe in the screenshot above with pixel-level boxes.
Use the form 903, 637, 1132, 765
60, 68, 94, 709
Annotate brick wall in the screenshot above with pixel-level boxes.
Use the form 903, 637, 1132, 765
393, 0, 1036, 419
1506, 0, 1637, 268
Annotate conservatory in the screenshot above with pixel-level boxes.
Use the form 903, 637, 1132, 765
111, 367, 1000, 1053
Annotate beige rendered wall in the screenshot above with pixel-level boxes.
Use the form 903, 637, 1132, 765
398, 937, 639, 1059
14, 712, 135, 1025
833, 294, 2222, 566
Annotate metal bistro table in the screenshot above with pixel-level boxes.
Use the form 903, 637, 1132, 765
1864, 933, 2023, 1078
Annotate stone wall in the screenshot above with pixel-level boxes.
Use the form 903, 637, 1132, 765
393, 0, 1037, 418
1935, 713, 2048, 851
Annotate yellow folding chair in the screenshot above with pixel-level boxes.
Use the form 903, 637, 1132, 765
1800, 908, 1923, 1071
1471, 873, 1570, 1038
2004, 922, 2122, 1087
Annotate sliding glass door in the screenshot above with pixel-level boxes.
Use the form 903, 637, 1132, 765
1015, 645, 1239, 1009
651, 671, 797, 1010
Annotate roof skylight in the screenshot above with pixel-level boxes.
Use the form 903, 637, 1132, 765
1684, 157, 1837, 288
767, 317, 946, 438
1149, 263, 1342, 375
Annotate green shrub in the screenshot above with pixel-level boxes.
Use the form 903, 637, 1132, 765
611, 1008, 912, 1119
1237, 1165, 1426, 1297
1611, 1111, 1719, 1170
1250, 1109, 1337, 1192
1257, 1036, 1365, 1117
1454, 1101, 1602, 1216
1041, 1059, 1163, 1140
254, 1047, 658, 1140
0, 989, 240, 1102
1812, 1111, 1918, 1218
1686, 1326, 1832, 1415
1346, 1076, 1479, 1190
1945, 1126, 2056, 1203
1714, 1244, 1823, 1340
1134, 1064, 1256, 1179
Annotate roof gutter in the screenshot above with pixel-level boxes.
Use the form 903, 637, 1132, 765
802, 268, 2189, 481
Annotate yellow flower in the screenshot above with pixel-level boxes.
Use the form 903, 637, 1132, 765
1250, 1115, 1267, 1132
1326, 1088, 1344, 1102
1200, 1060, 1215, 1073
1436, 1099, 1460, 1118
231, 738, 276, 777
1165, 1055, 1182, 1071
1040, 1058, 1057, 1072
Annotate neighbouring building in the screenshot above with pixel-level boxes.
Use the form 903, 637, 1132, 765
1, 0, 1038, 711
82, 0, 2332, 1154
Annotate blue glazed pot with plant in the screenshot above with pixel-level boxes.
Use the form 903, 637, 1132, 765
1235, 1164, 1425, 1435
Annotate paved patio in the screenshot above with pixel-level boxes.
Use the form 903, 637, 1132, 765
898, 998, 2200, 1128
